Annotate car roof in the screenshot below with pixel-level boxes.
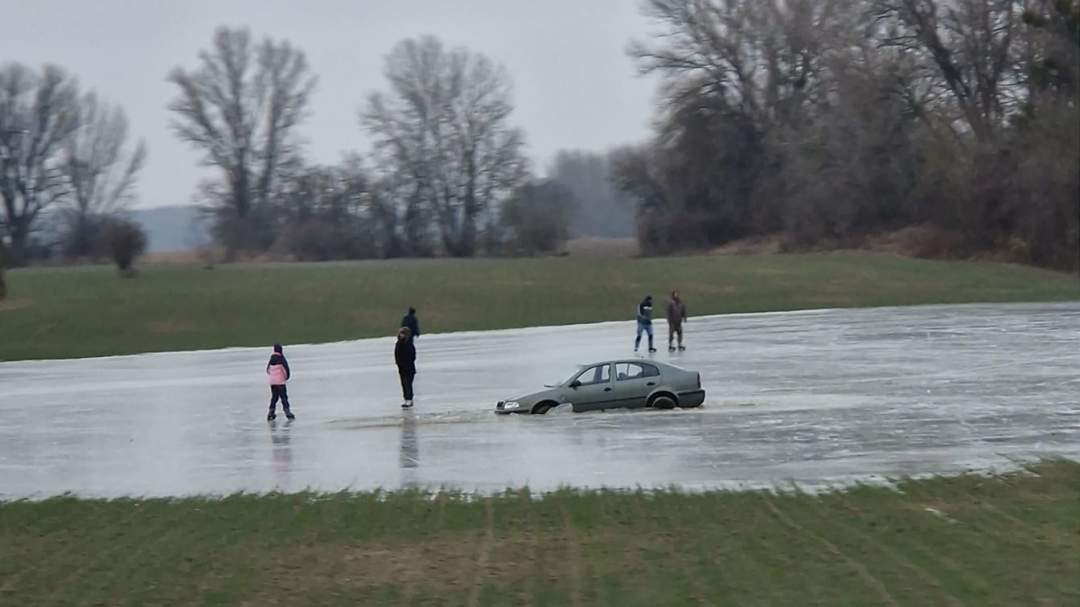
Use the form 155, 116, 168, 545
580, 359, 687, 371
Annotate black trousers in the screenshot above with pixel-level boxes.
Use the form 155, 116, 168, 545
269, 384, 292, 413
399, 370, 416, 400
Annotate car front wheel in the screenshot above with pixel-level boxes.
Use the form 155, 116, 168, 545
532, 402, 555, 415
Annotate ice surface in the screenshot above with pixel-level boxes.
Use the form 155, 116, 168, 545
1, 302, 1077, 498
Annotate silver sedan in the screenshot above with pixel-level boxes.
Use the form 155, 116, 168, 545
495, 359, 705, 415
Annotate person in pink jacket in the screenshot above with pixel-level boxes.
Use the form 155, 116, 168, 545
266, 343, 295, 421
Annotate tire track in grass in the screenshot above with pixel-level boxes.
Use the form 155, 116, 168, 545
898, 474, 1080, 603
898, 479, 1043, 561
975, 488, 1080, 553
0, 501, 83, 593
394, 494, 440, 606
687, 494, 761, 607
591, 492, 614, 607
0, 531, 60, 595
761, 494, 899, 607
649, 492, 709, 604
466, 499, 496, 607
557, 499, 585, 607
831, 486, 998, 599
0, 501, 118, 596
814, 491, 965, 607
122, 507, 250, 606
739, 492, 847, 605
518, 494, 540, 607
2, 503, 131, 600
121, 501, 274, 606
39, 502, 191, 605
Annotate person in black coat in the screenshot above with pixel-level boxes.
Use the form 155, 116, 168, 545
394, 326, 417, 408
401, 307, 421, 340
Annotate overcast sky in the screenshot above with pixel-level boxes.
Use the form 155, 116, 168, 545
1, 0, 660, 209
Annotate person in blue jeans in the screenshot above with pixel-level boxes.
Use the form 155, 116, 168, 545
634, 295, 656, 353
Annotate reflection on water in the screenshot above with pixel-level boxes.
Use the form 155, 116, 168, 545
400, 413, 419, 486
270, 420, 293, 487
400, 413, 419, 468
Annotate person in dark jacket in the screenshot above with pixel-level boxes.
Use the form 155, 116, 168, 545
395, 327, 417, 408
401, 307, 421, 340
634, 295, 656, 353
266, 343, 295, 421
667, 290, 688, 351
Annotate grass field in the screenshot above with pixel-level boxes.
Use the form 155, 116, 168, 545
0, 461, 1076, 606
2, 253, 1079, 360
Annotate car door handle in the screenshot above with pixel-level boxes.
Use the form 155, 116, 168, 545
646, 382, 656, 386
604, 387, 612, 392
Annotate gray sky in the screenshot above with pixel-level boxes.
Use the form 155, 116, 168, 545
0, 0, 659, 209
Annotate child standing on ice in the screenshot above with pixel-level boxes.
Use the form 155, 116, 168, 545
266, 343, 295, 421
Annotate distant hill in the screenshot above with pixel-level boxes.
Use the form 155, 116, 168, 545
130, 205, 205, 253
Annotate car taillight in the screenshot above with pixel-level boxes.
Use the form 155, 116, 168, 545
696, 373, 701, 389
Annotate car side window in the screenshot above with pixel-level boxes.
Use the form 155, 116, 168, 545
615, 363, 659, 380
576, 364, 611, 386
616, 363, 646, 381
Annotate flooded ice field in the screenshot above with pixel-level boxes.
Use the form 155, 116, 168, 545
1, 302, 1077, 498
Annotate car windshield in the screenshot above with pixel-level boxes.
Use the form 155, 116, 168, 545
554, 365, 589, 386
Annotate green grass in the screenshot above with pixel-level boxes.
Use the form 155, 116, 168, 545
2, 253, 1078, 360
1, 461, 1077, 606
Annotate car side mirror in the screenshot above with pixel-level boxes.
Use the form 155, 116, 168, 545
569, 380, 581, 389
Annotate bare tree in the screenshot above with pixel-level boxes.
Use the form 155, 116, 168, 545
621, 0, 1077, 270
362, 36, 528, 257
167, 26, 316, 255
874, 0, 1024, 143
0, 63, 80, 265
59, 93, 146, 258
549, 150, 636, 238
272, 158, 381, 261
630, 0, 854, 129
499, 180, 578, 255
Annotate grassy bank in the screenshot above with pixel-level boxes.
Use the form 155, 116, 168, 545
1, 461, 1077, 605
3, 253, 1079, 360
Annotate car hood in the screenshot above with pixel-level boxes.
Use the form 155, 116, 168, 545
501, 386, 562, 406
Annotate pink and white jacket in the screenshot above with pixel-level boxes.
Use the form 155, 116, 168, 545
267, 352, 290, 385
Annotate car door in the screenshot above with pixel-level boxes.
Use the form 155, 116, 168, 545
613, 362, 661, 409
566, 363, 615, 412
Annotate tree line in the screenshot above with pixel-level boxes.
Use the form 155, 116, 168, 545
2, 2, 1077, 275
615, 0, 1079, 271
0, 29, 607, 270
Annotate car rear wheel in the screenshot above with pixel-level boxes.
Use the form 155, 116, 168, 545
532, 402, 555, 415
650, 395, 676, 410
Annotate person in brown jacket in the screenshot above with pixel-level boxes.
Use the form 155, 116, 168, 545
667, 290, 688, 351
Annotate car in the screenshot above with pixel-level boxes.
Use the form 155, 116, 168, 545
495, 359, 705, 415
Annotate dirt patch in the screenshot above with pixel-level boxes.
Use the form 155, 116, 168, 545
142, 251, 202, 265
564, 238, 639, 258
0, 298, 33, 312
280, 533, 529, 591
709, 235, 785, 255
864, 225, 969, 259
